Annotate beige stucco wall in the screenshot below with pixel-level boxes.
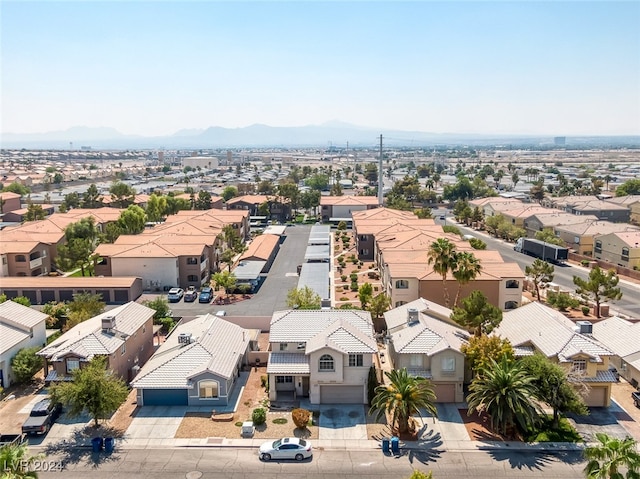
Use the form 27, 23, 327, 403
111, 257, 179, 291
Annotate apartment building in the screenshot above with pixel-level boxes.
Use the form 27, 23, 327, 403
555, 221, 639, 256
523, 212, 598, 239
604, 195, 640, 225
0, 241, 52, 277
226, 195, 291, 222
320, 195, 379, 222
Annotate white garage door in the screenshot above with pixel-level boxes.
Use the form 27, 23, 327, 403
320, 385, 364, 404
584, 386, 607, 407
433, 383, 456, 403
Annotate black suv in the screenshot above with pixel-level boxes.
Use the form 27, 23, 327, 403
632, 391, 640, 409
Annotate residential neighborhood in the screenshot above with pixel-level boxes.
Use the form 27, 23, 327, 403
1, 146, 640, 478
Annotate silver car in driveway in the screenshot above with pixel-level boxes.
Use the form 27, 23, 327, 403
259, 437, 312, 461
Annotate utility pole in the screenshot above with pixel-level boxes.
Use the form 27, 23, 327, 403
378, 134, 384, 206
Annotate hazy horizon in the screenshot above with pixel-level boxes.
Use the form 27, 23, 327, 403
2, 1, 639, 137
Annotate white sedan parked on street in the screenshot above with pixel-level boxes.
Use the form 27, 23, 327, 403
259, 437, 312, 461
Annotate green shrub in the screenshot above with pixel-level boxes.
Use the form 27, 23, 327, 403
252, 408, 266, 426
581, 260, 590, 267
340, 275, 347, 282
235, 421, 243, 427
272, 417, 288, 425
10, 347, 43, 384
260, 375, 268, 388
350, 273, 358, 281
157, 317, 175, 333
350, 282, 359, 291
340, 297, 350, 301
547, 291, 579, 312
581, 306, 590, 316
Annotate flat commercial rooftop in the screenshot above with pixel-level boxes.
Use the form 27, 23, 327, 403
233, 260, 267, 280
304, 244, 331, 262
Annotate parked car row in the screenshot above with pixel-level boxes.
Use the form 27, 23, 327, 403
168, 286, 216, 304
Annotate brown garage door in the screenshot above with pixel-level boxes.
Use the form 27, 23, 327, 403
433, 383, 456, 403
584, 386, 607, 407
320, 385, 364, 404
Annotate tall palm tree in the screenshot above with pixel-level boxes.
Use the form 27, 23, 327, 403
0, 441, 43, 478
584, 433, 640, 479
369, 369, 438, 434
427, 238, 457, 307
466, 356, 542, 438
452, 251, 482, 307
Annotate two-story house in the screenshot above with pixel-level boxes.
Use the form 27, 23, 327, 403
267, 310, 377, 404
494, 302, 616, 407
384, 299, 468, 403
38, 301, 155, 383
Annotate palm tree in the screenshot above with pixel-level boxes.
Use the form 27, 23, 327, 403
452, 251, 482, 307
427, 238, 457, 307
466, 356, 542, 438
369, 369, 438, 434
584, 433, 640, 479
0, 441, 43, 478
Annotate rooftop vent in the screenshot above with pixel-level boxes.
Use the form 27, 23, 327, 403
576, 321, 593, 334
102, 316, 115, 331
178, 332, 193, 345
407, 308, 419, 325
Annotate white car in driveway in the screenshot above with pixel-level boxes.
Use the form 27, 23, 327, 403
259, 437, 312, 461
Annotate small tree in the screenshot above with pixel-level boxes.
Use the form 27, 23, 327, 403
358, 282, 373, 309
0, 442, 44, 478
291, 408, 311, 429
50, 356, 128, 427
367, 293, 391, 328
525, 258, 554, 301
286, 286, 321, 310
520, 354, 588, 428
11, 347, 43, 383
450, 290, 502, 336
574, 267, 622, 318
461, 335, 514, 377
143, 297, 171, 321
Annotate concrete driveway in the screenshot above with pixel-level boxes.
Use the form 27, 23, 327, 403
124, 405, 188, 446
566, 402, 631, 442
318, 404, 367, 440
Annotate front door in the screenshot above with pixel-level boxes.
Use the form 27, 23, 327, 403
302, 377, 310, 397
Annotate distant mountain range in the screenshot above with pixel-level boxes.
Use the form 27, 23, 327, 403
2, 123, 638, 149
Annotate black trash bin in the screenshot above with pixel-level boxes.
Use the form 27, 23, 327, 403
391, 436, 400, 455
91, 437, 103, 452
104, 437, 115, 453
381, 437, 390, 454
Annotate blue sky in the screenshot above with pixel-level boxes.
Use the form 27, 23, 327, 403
2, 1, 639, 136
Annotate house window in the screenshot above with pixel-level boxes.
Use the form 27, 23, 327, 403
279, 343, 288, 351
275, 376, 293, 383
187, 275, 198, 282
504, 301, 518, 310
441, 357, 455, 373
572, 359, 587, 373
395, 280, 409, 289
199, 380, 219, 399
2, 257, 7, 265
121, 343, 126, 355
98, 257, 108, 265
505, 280, 520, 289
622, 247, 629, 260
395, 301, 407, 307
348, 354, 363, 367
360, 249, 369, 255
409, 355, 422, 368
319, 354, 334, 372
16, 255, 26, 262
595, 240, 602, 253
66, 359, 80, 373
187, 257, 198, 265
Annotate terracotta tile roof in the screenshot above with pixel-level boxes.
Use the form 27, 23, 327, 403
239, 234, 280, 262
320, 196, 379, 206
0, 276, 140, 288
0, 240, 42, 254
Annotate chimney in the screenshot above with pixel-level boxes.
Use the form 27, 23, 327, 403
102, 316, 115, 332
407, 308, 419, 325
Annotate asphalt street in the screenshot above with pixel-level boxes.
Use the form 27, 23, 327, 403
38, 447, 588, 479
433, 213, 640, 318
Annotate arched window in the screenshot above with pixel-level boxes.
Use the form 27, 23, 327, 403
319, 354, 334, 372
198, 380, 219, 399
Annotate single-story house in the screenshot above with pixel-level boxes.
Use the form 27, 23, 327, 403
131, 314, 258, 406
